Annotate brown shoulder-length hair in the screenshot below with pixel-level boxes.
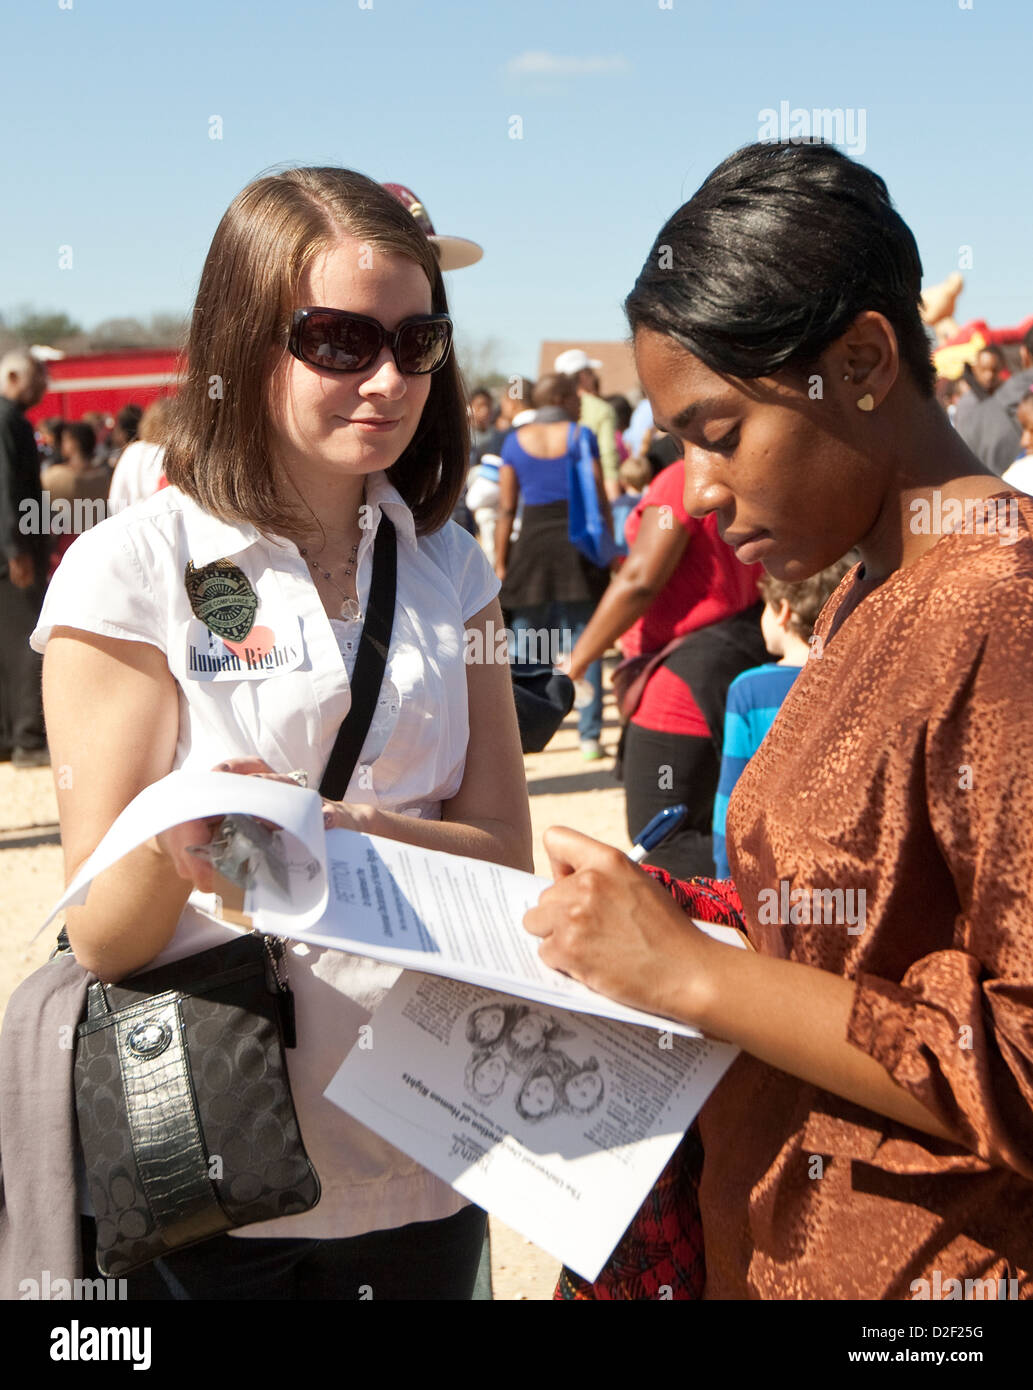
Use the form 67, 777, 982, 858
163, 166, 469, 536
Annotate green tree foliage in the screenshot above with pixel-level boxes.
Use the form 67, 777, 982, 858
8, 309, 82, 345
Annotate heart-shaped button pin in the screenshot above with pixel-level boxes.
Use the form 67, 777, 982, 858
224, 626, 275, 662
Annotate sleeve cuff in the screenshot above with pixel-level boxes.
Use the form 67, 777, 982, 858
846, 971, 917, 1075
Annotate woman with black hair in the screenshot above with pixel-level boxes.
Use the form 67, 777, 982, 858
526, 141, 1033, 1299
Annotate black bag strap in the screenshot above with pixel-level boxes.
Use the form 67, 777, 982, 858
318, 515, 398, 801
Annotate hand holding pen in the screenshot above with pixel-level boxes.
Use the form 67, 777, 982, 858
522, 805, 721, 1024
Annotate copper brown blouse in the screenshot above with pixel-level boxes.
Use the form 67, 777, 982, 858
702, 490, 1033, 1299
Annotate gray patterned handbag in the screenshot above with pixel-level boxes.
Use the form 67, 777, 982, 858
74, 933, 319, 1275
73, 517, 398, 1276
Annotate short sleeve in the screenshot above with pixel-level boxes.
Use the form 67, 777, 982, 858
440, 520, 501, 622
640, 460, 690, 529
30, 518, 167, 655
846, 579, 1033, 1179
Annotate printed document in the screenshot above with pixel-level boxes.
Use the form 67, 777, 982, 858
42, 769, 743, 1037
326, 972, 738, 1281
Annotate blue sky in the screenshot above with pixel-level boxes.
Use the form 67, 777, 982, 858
1, 0, 1028, 378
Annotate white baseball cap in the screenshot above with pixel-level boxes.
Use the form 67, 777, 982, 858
553, 348, 603, 375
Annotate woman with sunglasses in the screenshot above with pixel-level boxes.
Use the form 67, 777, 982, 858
526, 141, 1033, 1299
30, 167, 532, 1300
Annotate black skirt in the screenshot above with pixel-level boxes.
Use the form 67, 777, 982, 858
500, 500, 610, 610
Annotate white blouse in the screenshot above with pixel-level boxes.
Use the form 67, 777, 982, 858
31, 471, 501, 1240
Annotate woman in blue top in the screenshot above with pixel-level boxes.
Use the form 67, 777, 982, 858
494, 373, 613, 758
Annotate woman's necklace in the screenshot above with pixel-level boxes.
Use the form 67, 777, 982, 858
299, 541, 361, 621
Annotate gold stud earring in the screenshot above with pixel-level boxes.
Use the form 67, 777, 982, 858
857, 393, 875, 411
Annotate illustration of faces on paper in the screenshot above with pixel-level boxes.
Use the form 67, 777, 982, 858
464, 1000, 606, 1123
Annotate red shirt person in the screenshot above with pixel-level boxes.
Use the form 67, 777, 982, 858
564, 456, 763, 876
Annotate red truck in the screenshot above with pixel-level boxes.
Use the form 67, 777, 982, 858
25, 347, 181, 426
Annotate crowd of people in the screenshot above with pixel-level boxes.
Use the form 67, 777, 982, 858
1, 139, 1033, 1304
0, 383, 170, 762
455, 317, 1033, 877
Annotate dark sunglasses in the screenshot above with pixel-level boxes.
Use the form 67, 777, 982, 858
287, 307, 453, 376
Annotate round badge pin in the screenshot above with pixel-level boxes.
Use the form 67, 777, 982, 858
184, 558, 259, 643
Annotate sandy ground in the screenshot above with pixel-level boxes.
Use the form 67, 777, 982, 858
0, 667, 629, 1301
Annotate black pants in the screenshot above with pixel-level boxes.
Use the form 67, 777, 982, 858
80, 1204, 488, 1300
620, 605, 768, 879
622, 722, 720, 879
0, 570, 46, 752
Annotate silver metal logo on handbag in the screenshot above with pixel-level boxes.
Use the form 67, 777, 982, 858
126, 1020, 173, 1059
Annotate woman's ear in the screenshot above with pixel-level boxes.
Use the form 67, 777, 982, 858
831, 310, 901, 411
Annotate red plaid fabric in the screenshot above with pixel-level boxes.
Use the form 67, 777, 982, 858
553, 871, 745, 1301
640, 866, 745, 927
555, 1125, 705, 1300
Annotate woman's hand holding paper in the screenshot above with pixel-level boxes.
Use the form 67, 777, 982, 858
210, 755, 376, 835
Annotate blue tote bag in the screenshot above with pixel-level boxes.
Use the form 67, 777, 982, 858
566, 423, 618, 568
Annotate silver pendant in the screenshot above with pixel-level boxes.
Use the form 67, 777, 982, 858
338, 598, 361, 621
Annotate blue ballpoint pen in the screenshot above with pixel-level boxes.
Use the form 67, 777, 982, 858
628, 805, 688, 863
